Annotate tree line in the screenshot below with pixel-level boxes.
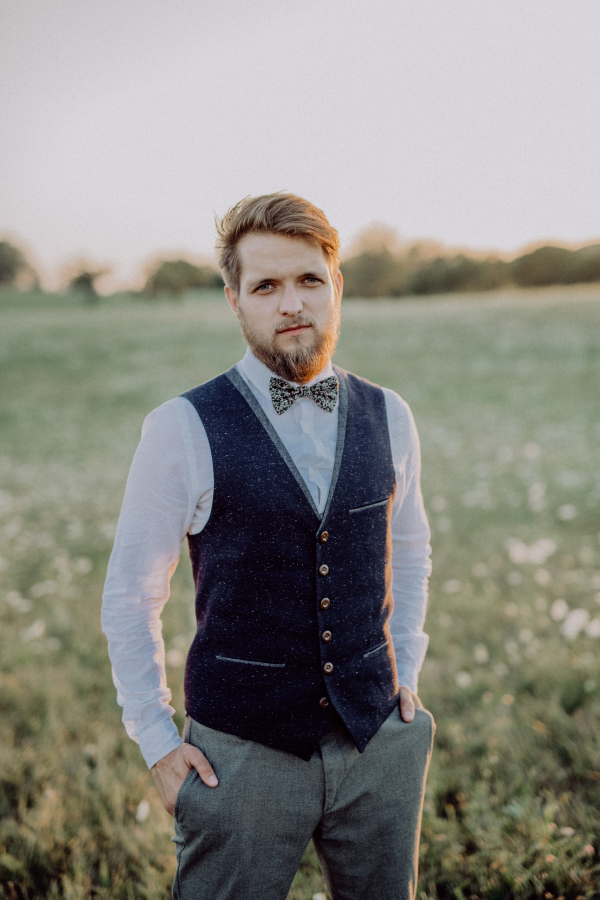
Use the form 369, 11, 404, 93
2, 232, 600, 300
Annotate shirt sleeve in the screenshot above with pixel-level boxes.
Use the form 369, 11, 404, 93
382, 388, 432, 695
101, 397, 213, 768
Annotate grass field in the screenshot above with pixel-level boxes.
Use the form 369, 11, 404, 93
1, 285, 600, 899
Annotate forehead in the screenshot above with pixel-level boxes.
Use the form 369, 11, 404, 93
237, 232, 330, 285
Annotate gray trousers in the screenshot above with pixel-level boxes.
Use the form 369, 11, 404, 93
172, 706, 434, 900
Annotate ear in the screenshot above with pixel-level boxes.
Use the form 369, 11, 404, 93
225, 285, 239, 314
334, 268, 343, 302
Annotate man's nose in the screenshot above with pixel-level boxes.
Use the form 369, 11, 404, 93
279, 283, 303, 316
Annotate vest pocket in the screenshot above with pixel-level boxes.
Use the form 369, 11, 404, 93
215, 654, 285, 668
349, 498, 390, 514
363, 637, 391, 658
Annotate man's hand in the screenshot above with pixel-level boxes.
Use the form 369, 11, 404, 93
399, 685, 424, 722
151, 742, 218, 816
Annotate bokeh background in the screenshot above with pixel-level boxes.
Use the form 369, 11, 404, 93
1, 3, 600, 899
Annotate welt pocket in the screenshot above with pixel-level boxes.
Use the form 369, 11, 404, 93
215, 654, 285, 668
349, 498, 390, 514
363, 637, 391, 658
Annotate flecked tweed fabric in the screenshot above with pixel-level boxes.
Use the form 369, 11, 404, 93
172, 706, 435, 900
180, 366, 398, 760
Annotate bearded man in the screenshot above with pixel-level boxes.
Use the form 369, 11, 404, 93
102, 193, 434, 900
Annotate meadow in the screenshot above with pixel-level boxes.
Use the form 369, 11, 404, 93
1, 285, 600, 900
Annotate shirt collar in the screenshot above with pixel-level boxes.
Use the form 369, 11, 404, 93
237, 348, 335, 403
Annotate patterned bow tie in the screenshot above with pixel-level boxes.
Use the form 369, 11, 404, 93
269, 375, 339, 415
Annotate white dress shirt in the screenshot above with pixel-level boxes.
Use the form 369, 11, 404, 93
101, 349, 432, 768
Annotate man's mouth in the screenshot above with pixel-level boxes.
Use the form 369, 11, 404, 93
276, 323, 312, 335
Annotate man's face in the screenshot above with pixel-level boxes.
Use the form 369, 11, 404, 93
225, 232, 343, 384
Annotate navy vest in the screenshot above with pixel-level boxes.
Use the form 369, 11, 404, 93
181, 365, 398, 760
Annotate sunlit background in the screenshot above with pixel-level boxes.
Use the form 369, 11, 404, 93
1, 0, 600, 289
2, 4, 600, 899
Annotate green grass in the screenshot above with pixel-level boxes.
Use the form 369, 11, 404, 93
1, 285, 600, 899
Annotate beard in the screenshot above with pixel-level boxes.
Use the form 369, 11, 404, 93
237, 305, 341, 384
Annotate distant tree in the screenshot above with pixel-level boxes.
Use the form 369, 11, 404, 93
0, 240, 38, 289
341, 249, 407, 298
571, 244, 600, 283
510, 246, 576, 287
410, 254, 509, 295
68, 268, 106, 303
144, 259, 223, 298
341, 224, 409, 297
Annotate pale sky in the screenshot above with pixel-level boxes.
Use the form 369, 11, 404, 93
1, 0, 599, 289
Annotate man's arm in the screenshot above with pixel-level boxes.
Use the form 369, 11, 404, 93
383, 389, 432, 722
101, 398, 219, 811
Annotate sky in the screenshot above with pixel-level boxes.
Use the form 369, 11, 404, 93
1, 0, 600, 290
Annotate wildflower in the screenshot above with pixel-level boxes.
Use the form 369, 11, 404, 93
30, 580, 57, 599
545, 853, 556, 862
20, 619, 46, 642
561, 608, 589, 639
473, 644, 489, 664
136, 800, 150, 823
535, 568, 552, 585
443, 579, 461, 594
550, 599, 568, 622
501, 694, 514, 706
583, 844, 595, 855
557, 504, 577, 521
585, 618, 600, 638
456, 672, 472, 688
528, 481, 547, 512
560, 827, 575, 836
523, 442, 541, 460
6, 591, 32, 613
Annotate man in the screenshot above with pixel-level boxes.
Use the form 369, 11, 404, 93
102, 193, 433, 900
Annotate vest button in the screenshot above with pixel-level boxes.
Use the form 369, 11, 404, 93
323, 662, 334, 674
319, 564, 329, 576
320, 597, 331, 609
322, 630, 332, 642
319, 531, 329, 543
319, 697, 330, 708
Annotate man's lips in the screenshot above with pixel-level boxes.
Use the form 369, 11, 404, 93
277, 324, 312, 335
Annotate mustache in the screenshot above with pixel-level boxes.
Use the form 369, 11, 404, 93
274, 317, 314, 335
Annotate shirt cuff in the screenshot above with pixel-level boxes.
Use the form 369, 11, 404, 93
137, 718, 184, 769
395, 667, 418, 695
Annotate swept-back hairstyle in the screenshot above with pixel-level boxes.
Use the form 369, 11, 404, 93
215, 193, 340, 292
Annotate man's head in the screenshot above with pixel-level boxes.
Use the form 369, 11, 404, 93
216, 193, 343, 384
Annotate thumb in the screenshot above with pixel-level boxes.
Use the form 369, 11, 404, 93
184, 744, 219, 788
399, 686, 415, 722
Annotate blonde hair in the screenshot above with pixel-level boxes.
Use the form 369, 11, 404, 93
216, 193, 340, 292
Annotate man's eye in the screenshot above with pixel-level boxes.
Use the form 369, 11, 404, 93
256, 283, 274, 292
303, 277, 320, 284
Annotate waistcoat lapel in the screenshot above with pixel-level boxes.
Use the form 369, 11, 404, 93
225, 364, 348, 525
